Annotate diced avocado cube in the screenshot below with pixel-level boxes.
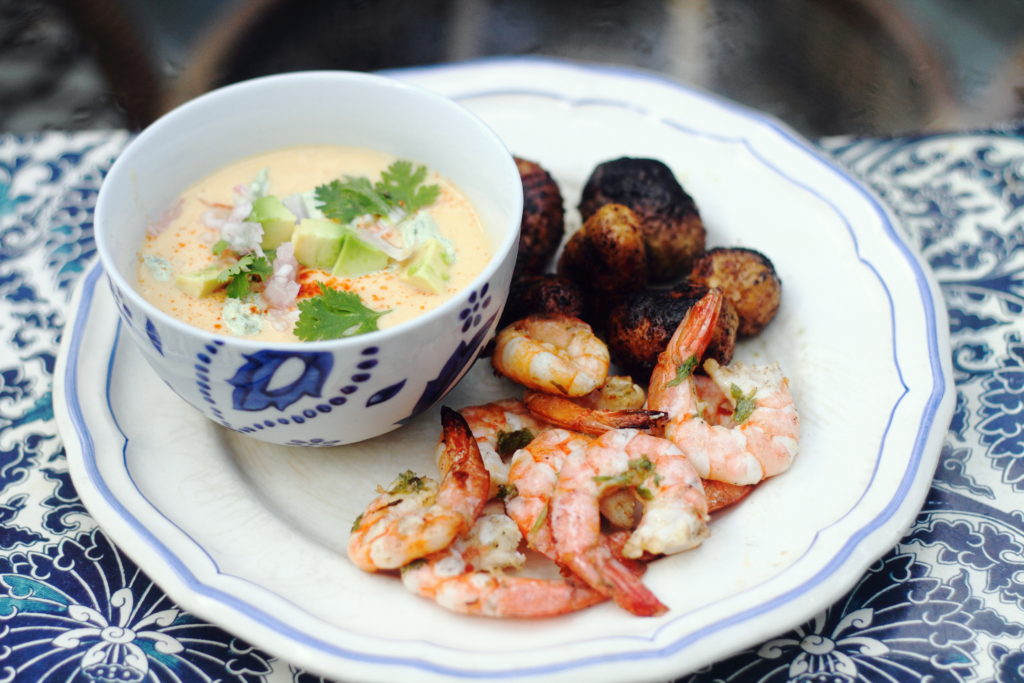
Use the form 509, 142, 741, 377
174, 265, 224, 298
331, 231, 390, 277
248, 195, 297, 250
292, 218, 345, 270
401, 238, 451, 294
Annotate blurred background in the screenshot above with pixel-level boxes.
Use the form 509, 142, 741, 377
3, 0, 1023, 138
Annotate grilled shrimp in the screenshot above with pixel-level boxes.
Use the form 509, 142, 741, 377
348, 407, 489, 571
504, 428, 593, 558
452, 399, 551, 500
491, 315, 610, 397
648, 290, 799, 485
401, 512, 606, 617
549, 434, 681, 617
552, 427, 708, 562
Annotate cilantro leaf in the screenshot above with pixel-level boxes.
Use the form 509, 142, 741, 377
294, 283, 388, 341
496, 428, 534, 459
730, 383, 758, 423
212, 239, 230, 255
217, 254, 272, 299
375, 160, 440, 213
315, 161, 440, 224
315, 177, 392, 223
665, 355, 698, 387
387, 470, 430, 495
593, 456, 655, 489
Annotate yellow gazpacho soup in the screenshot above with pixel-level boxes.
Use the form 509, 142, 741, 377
136, 145, 492, 342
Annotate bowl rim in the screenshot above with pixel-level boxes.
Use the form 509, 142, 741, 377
94, 69, 522, 352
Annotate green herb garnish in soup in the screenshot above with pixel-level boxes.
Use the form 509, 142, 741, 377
135, 145, 491, 342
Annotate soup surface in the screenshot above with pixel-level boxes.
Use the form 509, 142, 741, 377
136, 145, 492, 342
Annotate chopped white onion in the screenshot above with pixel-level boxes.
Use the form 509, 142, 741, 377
263, 241, 300, 311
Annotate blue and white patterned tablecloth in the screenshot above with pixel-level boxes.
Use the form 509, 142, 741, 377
1, 126, 1023, 682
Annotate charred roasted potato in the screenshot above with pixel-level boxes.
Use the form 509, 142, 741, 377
579, 158, 705, 283
514, 157, 565, 276
688, 247, 781, 337
498, 274, 586, 329
605, 286, 738, 381
577, 375, 647, 411
558, 203, 648, 329
558, 203, 647, 295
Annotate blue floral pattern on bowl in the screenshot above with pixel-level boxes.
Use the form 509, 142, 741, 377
228, 350, 334, 412
402, 282, 497, 423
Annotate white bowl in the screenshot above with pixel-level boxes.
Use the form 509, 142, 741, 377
94, 70, 522, 446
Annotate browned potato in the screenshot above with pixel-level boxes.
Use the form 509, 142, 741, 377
558, 203, 647, 295
605, 286, 738, 381
514, 157, 564, 276
579, 158, 705, 283
576, 375, 647, 411
498, 274, 586, 329
688, 247, 781, 337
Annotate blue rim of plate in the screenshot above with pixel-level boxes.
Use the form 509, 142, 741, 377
61, 56, 950, 679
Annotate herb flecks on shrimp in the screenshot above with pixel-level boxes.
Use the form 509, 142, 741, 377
347, 407, 489, 571
648, 290, 799, 486
346, 287, 800, 620
401, 512, 608, 618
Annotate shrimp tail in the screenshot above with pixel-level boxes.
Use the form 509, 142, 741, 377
523, 391, 667, 436
666, 289, 722, 362
435, 406, 490, 537
439, 407, 490, 489
565, 549, 668, 617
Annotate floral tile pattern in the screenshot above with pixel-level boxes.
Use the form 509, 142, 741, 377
1, 126, 1021, 681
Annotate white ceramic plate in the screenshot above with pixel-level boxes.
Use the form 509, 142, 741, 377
54, 58, 953, 682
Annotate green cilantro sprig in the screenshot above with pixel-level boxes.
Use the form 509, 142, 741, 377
496, 428, 534, 459
216, 254, 273, 298
293, 283, 388, 341
592, 456, 663, 499
377, 160, 440, 212
666, 355, 699, 387
730, 384, 758, 424
314, 160, 440, 224
386, 470, 430, 495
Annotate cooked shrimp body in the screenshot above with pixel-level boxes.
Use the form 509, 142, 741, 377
348, 407, 490, 571
550, 431, 678, 617
492, 314, 610, 397
453, 399, 551, 499
559, 429, 708, 560
505, 428, 592, 558
649, 290, 799, 485
401, 512, 606, 617
699, 357, 799, 482
693, 374, 735, 427
523, 391, 667, 437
